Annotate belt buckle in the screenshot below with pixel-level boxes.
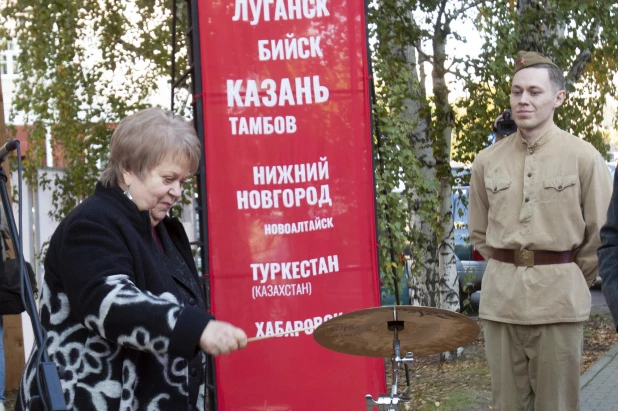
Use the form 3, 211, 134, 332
514, 250, 534, 267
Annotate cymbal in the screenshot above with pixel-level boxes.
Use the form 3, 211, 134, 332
313, 306, 480, 357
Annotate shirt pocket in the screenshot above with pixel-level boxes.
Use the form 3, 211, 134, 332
485, 177, 511, 219
541, 174, 578, 204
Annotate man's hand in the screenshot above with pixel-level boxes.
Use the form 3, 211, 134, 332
199, 320, 247, 356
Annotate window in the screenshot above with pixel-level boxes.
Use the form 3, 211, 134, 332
0, 39, 20, 76
0, 53, 7, 75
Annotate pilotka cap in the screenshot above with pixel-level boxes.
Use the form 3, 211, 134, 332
514, 50, 559, 74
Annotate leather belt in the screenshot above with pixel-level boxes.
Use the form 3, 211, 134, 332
492, 249, 575, 267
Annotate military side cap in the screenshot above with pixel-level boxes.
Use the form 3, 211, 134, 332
514, 51, 559, 74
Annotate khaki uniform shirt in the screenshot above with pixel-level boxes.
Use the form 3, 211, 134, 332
469, 125, 612, 324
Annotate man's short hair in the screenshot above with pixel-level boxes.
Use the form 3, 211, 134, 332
533, 63, 566, 92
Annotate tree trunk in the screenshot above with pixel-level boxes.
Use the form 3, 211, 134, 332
396, 38, 441, 308
517, 0, 590, 90
516, 0, 566, 52
517, 0, 550, 52
432, 18, 461, 362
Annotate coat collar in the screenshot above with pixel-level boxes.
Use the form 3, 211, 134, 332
95, 182, 152, 230
95, 182, 204, 302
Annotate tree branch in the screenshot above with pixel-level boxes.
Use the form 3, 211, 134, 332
565, 49, 591, 91
445, 0, 486, 24
435, 0, 448, 30
415, 44, 433, 66
564, 19, 600, 90
447, 57, 465, 71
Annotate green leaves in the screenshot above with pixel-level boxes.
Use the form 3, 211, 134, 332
2, 0, 178, 221
455, 0, 617, 162
371, 0, 617, 305
369, 1, 442, 301
4, 0, 615, 296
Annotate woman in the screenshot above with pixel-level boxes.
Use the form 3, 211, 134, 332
17, 108, 247, 410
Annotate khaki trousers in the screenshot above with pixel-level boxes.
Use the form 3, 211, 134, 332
483, 320, 584, 411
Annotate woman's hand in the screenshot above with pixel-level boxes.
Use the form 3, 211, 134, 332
199, 320, 247, 356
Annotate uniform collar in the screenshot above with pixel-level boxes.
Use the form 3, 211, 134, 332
518, 124, 558, 149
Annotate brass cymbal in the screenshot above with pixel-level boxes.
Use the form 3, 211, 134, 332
313, 306, 480, 357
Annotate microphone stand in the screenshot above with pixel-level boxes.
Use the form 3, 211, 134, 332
0, 148, 67, 410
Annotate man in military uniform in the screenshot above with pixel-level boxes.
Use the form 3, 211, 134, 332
469, 51, 612, 410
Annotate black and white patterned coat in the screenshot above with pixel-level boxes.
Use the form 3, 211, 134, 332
16, 183, 213, 411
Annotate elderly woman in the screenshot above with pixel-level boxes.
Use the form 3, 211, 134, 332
16, 108, 246, 410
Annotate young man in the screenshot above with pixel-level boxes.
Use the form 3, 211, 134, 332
468, 51, 612, 410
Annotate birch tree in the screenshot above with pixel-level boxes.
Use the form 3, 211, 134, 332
370, 2, 491, 363
368, 0, 440, 311
421, 0, 486, 317
370, 0, 485, 315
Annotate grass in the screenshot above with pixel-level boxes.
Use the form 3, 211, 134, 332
424, 388, 490, 410
383, 313, 618, 411
401, 344, 492, 410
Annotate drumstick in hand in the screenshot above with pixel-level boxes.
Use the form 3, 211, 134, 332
247, 325, 316, 342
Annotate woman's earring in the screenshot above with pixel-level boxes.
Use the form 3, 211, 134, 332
124, 187, 133, 200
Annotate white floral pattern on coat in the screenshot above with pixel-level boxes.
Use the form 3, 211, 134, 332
18, 275, 199, 411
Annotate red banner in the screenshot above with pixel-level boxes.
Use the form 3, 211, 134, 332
197, 0, 384, 409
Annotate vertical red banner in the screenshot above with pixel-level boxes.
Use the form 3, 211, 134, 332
197, 0, 384, 409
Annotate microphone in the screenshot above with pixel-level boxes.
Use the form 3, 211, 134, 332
0, 138, 19, 160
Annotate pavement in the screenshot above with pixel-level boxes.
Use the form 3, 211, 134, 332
580, 289, 617, 411
581, 342, 618, 411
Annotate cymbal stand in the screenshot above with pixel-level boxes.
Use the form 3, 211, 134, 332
365, 310, 413, 410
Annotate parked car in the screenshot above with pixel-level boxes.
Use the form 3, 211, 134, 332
453, 185, 486, 305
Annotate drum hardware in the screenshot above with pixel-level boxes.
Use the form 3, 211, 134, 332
314, 305, 481, 410
366, 316, 415, 410
365, 394, 405, 411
